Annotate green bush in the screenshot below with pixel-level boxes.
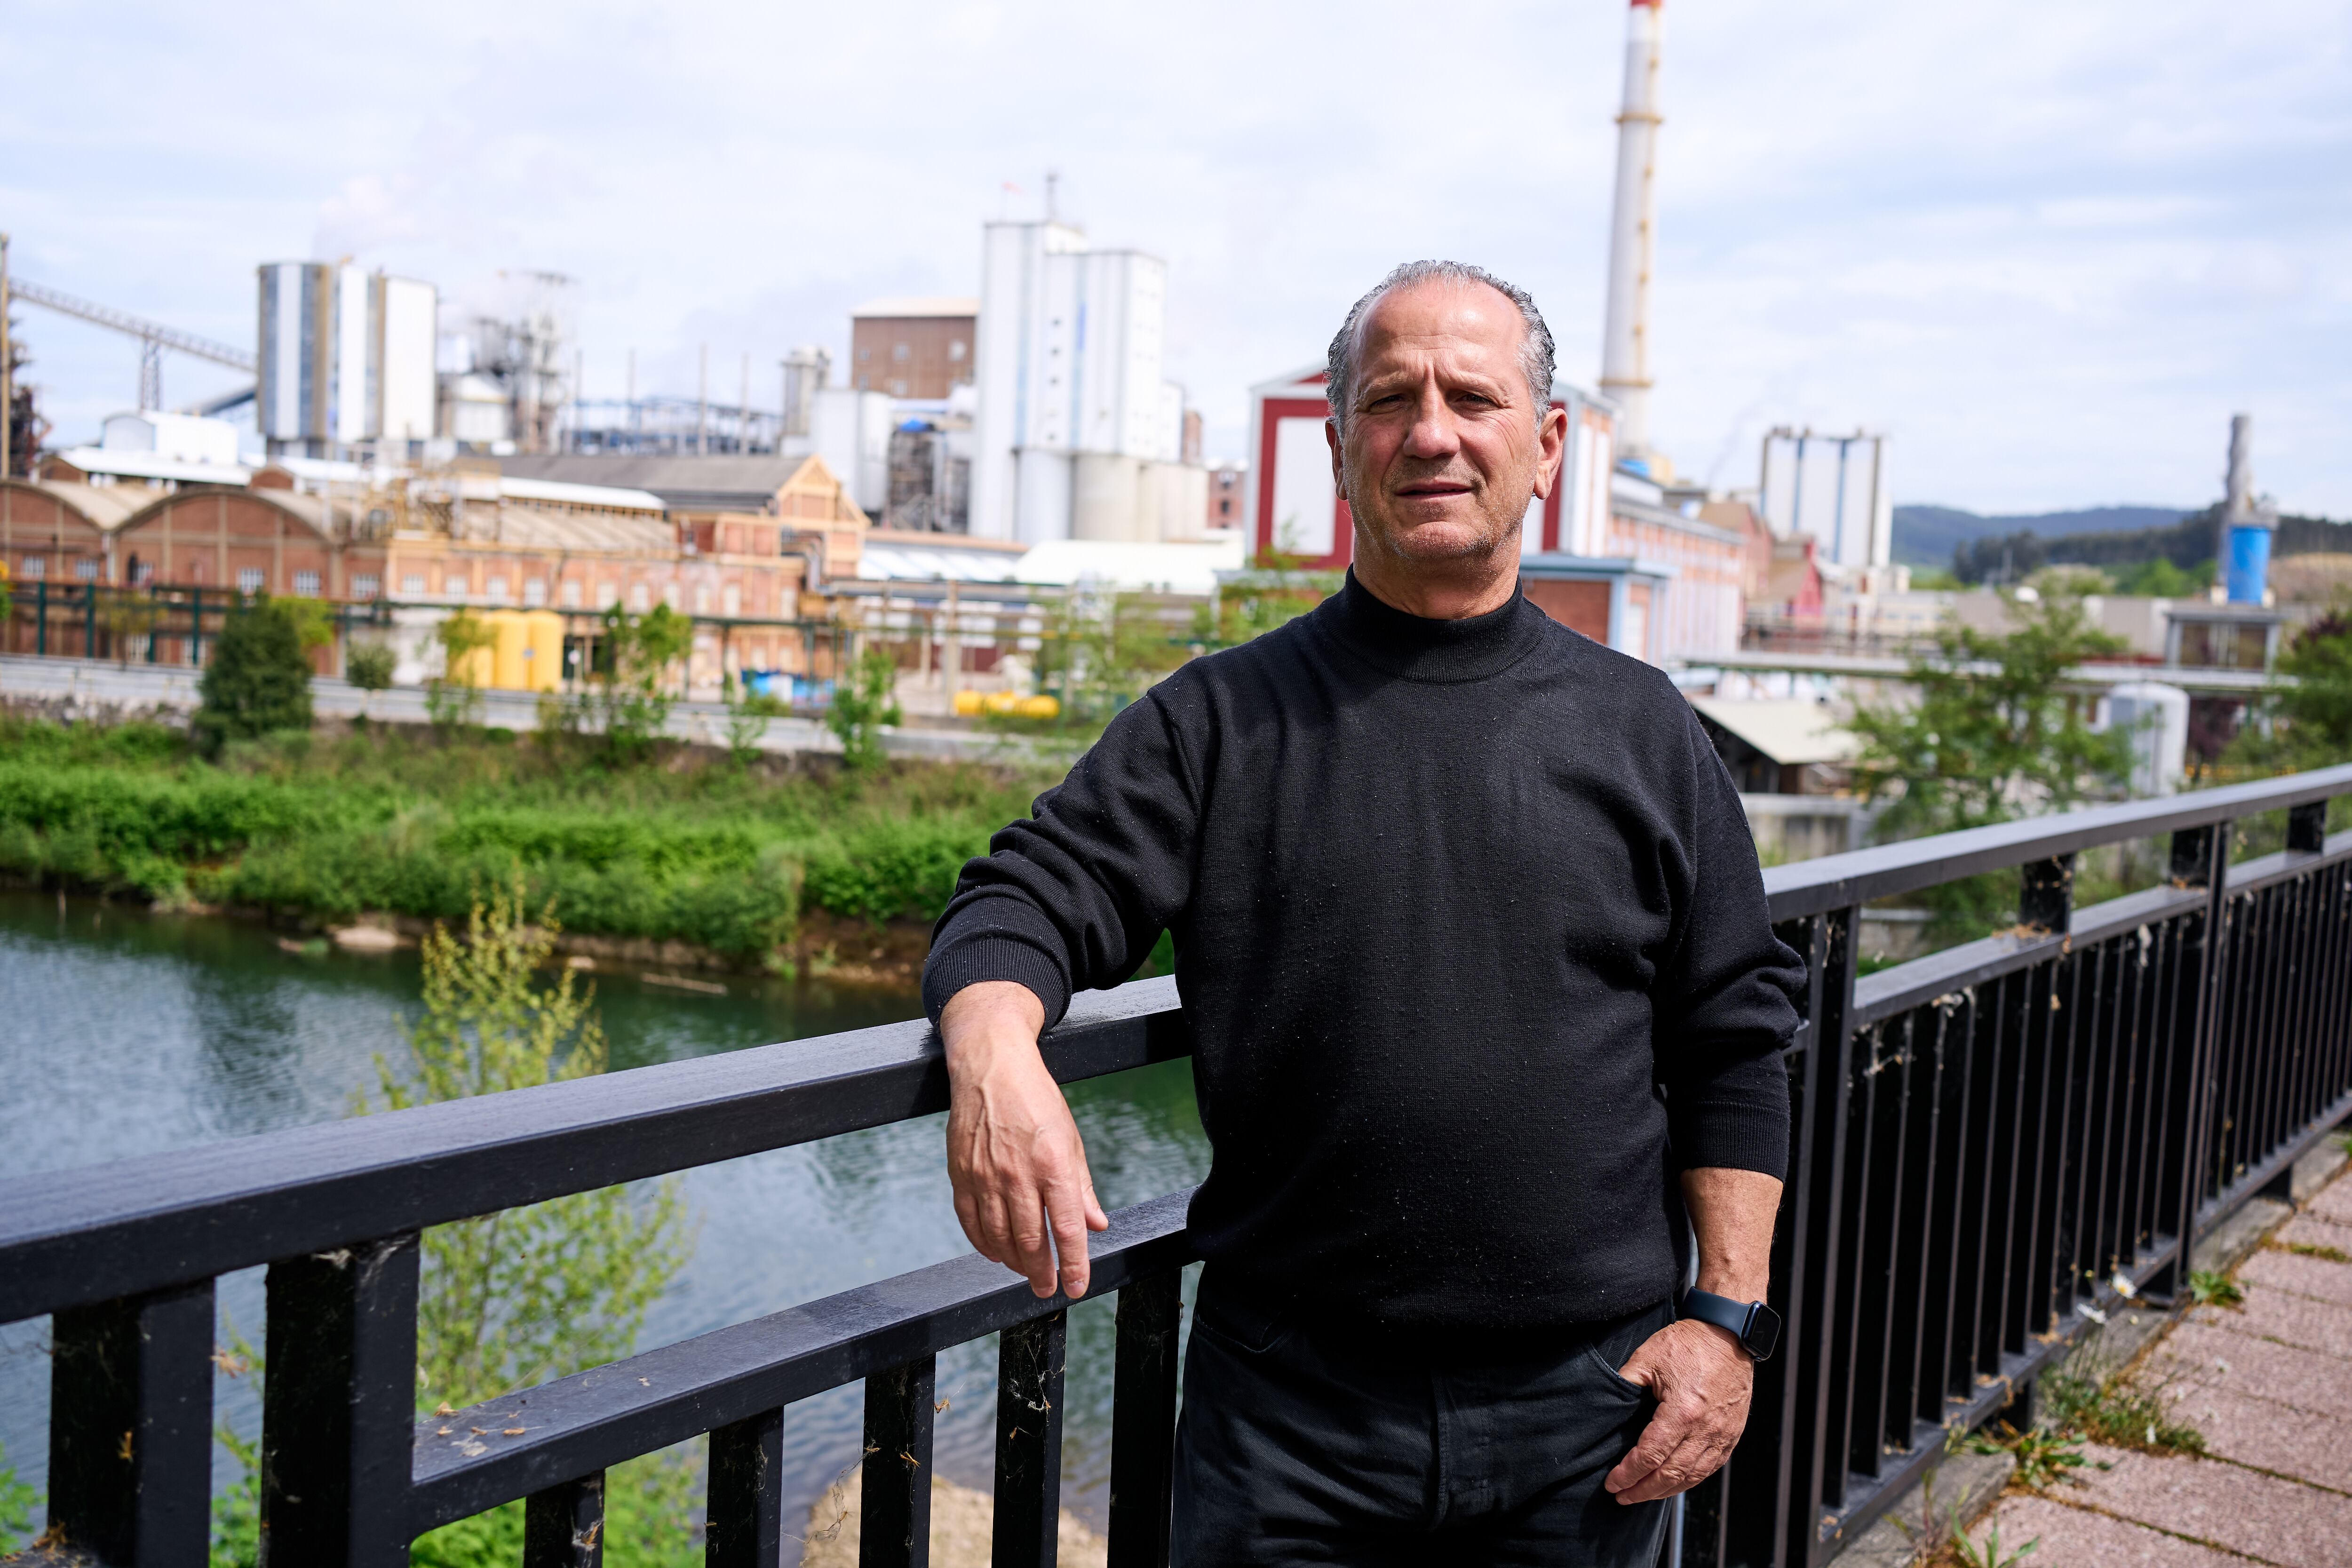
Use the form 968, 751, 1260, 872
803, 817, 990, 923
194, 597, 316, 754
0, 718, 1033, 956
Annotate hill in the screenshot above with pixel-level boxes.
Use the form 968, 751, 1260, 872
1891, 504, 2194, 567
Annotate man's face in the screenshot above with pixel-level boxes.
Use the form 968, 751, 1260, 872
1329, 278, 1565, 569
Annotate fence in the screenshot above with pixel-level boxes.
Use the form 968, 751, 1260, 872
6, 765, 2352, 1567
0, 581, 392, 665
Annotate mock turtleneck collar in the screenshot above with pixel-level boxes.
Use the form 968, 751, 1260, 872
1314, 568, 1547, 683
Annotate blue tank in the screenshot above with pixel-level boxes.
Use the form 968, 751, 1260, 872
2226, 525, 2272, 605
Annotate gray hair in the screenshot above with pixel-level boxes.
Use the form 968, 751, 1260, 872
1325, 260, 1556, 437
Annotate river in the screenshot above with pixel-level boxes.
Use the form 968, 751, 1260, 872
0, 888, 1211, 1542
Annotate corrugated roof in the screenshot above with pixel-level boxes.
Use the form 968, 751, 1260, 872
498, 454, 805, 509
481, 504, 675, 553
54, 447, 252, 487
1687, 697, 1861, 766
496, 476, 667, 512
10, 479, 169, 532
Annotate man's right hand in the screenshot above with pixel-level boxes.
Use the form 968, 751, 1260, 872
940, 981, 1109, 1300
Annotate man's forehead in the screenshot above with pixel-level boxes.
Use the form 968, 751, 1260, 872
1356, 279, 1522, 374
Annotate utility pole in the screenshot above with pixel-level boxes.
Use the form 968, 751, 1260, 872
739, 352, 750, 454
697, 343, 709, 457
1, 231, 12, 480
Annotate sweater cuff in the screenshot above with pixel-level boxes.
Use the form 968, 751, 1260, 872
1670, 1100, 1791, 1181
922, 934, 1073, 1029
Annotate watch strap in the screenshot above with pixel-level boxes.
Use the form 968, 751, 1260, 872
1678, 1288, 1780, 1361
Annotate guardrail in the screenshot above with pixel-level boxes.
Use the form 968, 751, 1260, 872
6, 765, 2352, 1566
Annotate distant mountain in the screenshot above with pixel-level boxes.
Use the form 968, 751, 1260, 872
1892, 505, 2195, 568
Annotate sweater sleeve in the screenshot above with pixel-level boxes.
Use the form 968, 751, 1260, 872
922, 685, 1202, 1027
1655, 706, 1807, 1178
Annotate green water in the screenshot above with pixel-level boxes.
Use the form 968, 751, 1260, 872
0, 889, 1210, 1535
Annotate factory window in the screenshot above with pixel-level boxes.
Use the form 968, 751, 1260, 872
445, 575, 468, 597
892, 342, 910, 362
352, 574, 380, 600
17, 556, 41, 579
722, 583, 741, 617
402, 574, 427, 597
75, 558, 100, 581
237, 567, 266, 594
858, 347, 872, 361
694, 584, 713, 615
485, 576, 509, 602
949, 340, 967, 362
598, 582, 619, 609
523, 579, 547, 606
662, 584, 679, 609
630, 583, 649, 612
560, 580, 582, 608
890, 380, 907, 397
293, 571, 321, 597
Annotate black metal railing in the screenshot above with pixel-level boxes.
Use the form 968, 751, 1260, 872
6, 766, 2352, 1567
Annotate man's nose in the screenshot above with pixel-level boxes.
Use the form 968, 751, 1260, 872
1401, 383, 1461, 460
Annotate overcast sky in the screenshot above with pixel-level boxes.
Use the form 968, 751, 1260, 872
5, 0, 2346, 514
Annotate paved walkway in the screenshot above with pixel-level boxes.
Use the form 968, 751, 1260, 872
1968, 1160, 2352, 1567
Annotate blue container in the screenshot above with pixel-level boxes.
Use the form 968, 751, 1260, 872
2226, 525, 2273, 605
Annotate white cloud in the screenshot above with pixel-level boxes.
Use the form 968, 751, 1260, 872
0, 0, 2344, 512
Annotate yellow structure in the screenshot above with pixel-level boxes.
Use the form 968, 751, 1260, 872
954, 689, 1060, 720
448, 610, 565, 692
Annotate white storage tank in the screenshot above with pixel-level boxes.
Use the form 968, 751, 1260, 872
2104, 682, 2191, 797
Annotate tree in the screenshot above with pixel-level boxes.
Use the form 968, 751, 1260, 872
194, 596, 315, 755
2231, 611, 2352, 773
97, 587, 162, 668
1849, 591, 2137, 935
426, 609, 495, 732
343, 639, 397, 727
826, 645, 902, 773
212, 884, 700, 1567
587, 601, 694, 760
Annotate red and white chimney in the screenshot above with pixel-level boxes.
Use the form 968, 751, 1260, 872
1599, 0, 1663, 462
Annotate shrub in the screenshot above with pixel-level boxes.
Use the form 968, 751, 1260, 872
194, 597, 315, 754
803, 817, 988, 924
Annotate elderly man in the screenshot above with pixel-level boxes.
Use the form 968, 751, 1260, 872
924, 260, 1803, 1566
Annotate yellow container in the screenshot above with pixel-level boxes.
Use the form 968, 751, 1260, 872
492, 610, 565, 692
953, 688, 985, 716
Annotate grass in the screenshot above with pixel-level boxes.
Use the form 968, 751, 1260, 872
2039, 1349, 2206, 1457
0, 713, 1058, 968
2279, 1240, 2352, 1264
1967, 1423, 2090, 1490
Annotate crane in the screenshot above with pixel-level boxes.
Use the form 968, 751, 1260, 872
9, 278, 255, 413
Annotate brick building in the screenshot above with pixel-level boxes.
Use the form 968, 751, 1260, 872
849, 298, 978, 398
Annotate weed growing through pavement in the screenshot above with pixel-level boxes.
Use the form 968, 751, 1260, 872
1949, 1518, 2040, 1568
2278, 1240, 2352, 1264
1967, 1424, 2091, 1490
2040, 1351, 2206, 1457
2188, 1268, 2248, 1307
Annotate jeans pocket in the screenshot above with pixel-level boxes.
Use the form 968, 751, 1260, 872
1583, 1336, 1650, 1402
1193, 1284, 1296, 1356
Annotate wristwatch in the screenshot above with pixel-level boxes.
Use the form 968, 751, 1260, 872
1679, 1289, 1782, 1361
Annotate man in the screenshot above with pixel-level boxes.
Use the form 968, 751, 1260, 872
924, 260, 1804, 1565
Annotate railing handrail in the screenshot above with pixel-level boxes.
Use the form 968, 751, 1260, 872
11, 765, 2352, 1327
1763, 761, 2352, 918
0, 977, 1189, 1325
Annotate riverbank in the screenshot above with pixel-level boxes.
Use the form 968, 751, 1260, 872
0, 710, 1055, 975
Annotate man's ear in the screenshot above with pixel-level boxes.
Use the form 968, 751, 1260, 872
1326, 417, 1344, 496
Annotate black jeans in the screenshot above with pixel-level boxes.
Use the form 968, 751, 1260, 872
1171, 1273, 1673, 1567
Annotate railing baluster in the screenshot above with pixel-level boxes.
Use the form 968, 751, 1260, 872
261, 1234, 420, 1568
1107, 1272, 1182, 1568
862, 1357, 938, 1568
46, 1279, 215, 1565
524, 1471, 606, 1568
993, 1311, 1069, 1568
707, 1408, 785, 1568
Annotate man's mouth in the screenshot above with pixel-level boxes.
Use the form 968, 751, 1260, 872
1396, 482, 1473, 498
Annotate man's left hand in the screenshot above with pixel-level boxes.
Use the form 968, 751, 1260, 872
1602, 1317, 1754, 1504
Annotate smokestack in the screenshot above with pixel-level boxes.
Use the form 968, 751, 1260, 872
1599, 0, 1663, 463
2221, 412, 2278, 605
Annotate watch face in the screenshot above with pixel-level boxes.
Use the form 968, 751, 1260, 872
1745, 1303, 1783, 1361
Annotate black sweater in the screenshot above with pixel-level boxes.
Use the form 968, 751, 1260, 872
924, 573, 1804, 1332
